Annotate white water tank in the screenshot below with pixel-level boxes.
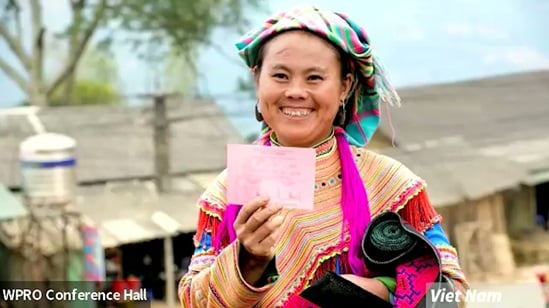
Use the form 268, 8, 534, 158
19, 133, 77, 206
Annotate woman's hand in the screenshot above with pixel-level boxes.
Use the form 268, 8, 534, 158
234, 196, 283, 285
340, 274, 390, 302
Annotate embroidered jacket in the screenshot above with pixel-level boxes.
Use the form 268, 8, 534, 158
178, 136, 468, 307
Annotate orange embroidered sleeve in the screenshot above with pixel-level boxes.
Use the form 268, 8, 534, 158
398, 189, 470, 300
178, 171, 274, 307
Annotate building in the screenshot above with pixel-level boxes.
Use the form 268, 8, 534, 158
371, 70, 549, 276
0, 98, 247, 300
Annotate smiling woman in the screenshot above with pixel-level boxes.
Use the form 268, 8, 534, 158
253, 30, 353, 148
178, 4, 469, 308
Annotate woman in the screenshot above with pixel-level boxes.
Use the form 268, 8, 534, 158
178, 4, 468, 307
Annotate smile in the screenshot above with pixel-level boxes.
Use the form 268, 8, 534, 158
280, 107, 313, 118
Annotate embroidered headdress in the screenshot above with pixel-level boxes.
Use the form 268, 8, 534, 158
236, 4, 400, 147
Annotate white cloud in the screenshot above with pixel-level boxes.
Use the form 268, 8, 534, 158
482, 46, 549, 70
445, 22, 510, 40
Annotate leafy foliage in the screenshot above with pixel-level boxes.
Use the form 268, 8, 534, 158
93, 0, 266, 78
49, 79, 120, 106
0, 0, 266, 106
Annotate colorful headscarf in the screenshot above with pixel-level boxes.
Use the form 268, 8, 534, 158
235, 4, 401, 147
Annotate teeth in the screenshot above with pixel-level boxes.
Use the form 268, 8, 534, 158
281, 108, 311, 117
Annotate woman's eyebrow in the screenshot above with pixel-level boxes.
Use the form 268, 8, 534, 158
270, 64, 327, 73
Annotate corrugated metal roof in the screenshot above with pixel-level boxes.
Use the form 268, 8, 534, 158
0, 101, 245, 188
98, 218, 173, 248
380, 70, 549, 147
478, 137, 549, 183
73, 174, 216, 248
0, 173, 216, 249
79, 202, 199, 249
377, 70, 549, 178
378, 143, 526, 207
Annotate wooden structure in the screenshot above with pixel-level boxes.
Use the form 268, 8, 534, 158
378, 143, 525, 279
371, 70, 549, 276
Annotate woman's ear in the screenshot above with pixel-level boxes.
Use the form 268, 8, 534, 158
340, 73, 354, 102
252, 66, 260, 88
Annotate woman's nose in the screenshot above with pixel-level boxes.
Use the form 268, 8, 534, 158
284, 79, 308, 100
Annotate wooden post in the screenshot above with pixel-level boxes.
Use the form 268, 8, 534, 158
152, 93, 175, 306
164, 236, 176, 308
153, 94, 170, 192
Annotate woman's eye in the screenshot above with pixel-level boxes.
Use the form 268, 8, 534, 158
272, 73, 287, 79
308, 75, 323, 81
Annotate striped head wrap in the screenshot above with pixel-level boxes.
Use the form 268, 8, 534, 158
235, 4, 401, 147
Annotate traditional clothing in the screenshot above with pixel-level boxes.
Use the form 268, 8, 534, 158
178, 131, 468, 307
178, 4, 468, 307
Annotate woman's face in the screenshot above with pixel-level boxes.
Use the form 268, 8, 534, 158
254, 30, 352, 147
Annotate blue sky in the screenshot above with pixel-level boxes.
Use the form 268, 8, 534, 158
1, 1, 548, 135
198, 0, 549, 91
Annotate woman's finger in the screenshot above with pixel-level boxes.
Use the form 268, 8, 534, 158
250, 214, 284, 245
258, 218, 283, 248
234, 195, 270, 226
244, 203, 282, 232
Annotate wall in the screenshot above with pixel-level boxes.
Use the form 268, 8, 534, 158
504, 184, 549, 265
504, 185, 536, 238
436, 193, 507, 245
434, 193, 515, 279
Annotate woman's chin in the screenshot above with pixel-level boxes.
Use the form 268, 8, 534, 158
274, 130, 318, 147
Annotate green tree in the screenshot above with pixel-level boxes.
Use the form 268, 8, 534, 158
77, 42, 120, 86
113, 0, 264, 62
0, 0, 265, 106
163, 49, 197, 98
47, 39, 121, 106
0, 0, 108, 106
111, 0, 266, 96
49, 79, 120, 106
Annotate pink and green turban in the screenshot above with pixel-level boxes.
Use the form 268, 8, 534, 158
235, 4, 401, 147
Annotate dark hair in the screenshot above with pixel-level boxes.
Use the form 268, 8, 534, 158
254, 30, 359, 128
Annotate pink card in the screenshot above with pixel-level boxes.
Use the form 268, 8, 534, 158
226, 144, 316, 210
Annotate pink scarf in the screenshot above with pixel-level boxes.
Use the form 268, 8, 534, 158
213, 127, 371, 276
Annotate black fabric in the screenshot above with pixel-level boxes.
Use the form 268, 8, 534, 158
361, 211, 459, 308
361, 211, 440, 276
299, 272, 392, 308
297, 212, 460, 308
256, 256, 279, 286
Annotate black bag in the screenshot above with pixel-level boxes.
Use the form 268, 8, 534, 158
361, 211, 441, 276
299, 271, 392, 308
362, 211, 458, 308
298, 211, 458, 308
